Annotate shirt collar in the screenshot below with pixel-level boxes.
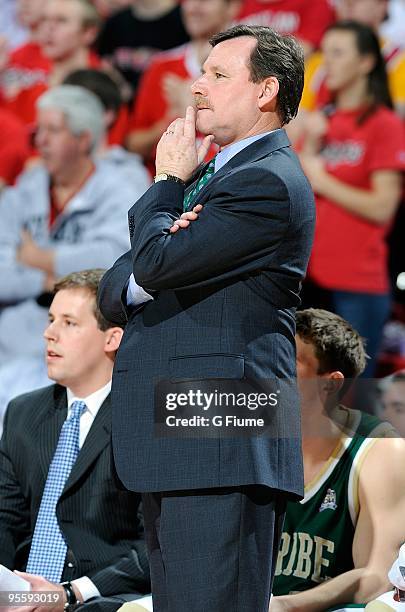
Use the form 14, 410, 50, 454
67, 380, 111, 418
214, 130, 280, 174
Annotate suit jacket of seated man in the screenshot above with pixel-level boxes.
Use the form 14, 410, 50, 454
0, 383, 150, 598
98, 128, 315, 498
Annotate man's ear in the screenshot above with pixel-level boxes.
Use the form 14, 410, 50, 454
78, 129, 94, 156
258, 76, 279, 112
82, 25, 99, 49
104, 108, 117, 131
322, 371, 345, 397
104, 327, 124, 354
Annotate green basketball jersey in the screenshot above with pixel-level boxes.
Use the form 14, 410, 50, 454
273, 407, 395, 595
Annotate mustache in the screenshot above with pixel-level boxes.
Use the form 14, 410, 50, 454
194, 96, 212, 109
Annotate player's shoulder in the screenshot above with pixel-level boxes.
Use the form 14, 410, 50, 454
356, 411, 405, 485
353, 407, 396, 438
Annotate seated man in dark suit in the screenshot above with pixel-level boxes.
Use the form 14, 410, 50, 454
0, 269, 150, 612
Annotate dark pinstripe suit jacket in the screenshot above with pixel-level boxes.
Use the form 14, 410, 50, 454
98, 129, 315, 498
0, 384, 150, 597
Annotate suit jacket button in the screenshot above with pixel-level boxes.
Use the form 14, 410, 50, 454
67, 562, 74, 568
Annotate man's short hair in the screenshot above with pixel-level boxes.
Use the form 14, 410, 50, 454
54, 269, 123, 331
63, 69, 122, 114
210, 24, 304, 125
37, 84, 105, 152
296, 308, 367, 379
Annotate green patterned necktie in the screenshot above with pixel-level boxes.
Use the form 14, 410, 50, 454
183, 157, 216, 212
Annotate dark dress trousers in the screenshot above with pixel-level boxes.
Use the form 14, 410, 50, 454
0, 384, 150, 609
98, 129, 316, 611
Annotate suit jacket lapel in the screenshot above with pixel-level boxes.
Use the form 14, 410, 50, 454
37, 385, 67, 481
62, 395, 111, 495
191, 129, 291, 204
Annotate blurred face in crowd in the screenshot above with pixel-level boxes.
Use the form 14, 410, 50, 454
41, 0, 98, 61
381, 379, 405, 437
182, 0, 241, 41
44, 289, 120, 394
191, 36, 277, 146
35, 107, 91, 177
322, 29, 374, 93
16, 0, 44, 29
337, 0, 388, 29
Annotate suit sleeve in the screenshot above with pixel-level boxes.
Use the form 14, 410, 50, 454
0, 404, 31, 568
87, 501, 150, 597
97, 250, 134, 327
130, 166, 291, 291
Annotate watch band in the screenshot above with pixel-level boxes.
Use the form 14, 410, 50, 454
61, 581, 78, 610
154, 173, 185, 186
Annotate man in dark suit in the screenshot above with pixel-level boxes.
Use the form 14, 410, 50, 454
98, 24, 315, 612
0, 269, 150, 612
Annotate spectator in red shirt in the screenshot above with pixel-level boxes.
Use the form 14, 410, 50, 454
299, 21, 405, 377
0, 0, 48, 101
236, 0, 336, 57
1, 0, 101, 129
127, 0, 241, 175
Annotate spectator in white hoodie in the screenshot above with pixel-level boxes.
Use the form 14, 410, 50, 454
0, 84, 149, 428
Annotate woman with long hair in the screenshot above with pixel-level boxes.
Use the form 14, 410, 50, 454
300, 20, 405, 377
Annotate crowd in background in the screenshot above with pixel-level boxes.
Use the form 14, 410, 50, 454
2, 0, 403, 421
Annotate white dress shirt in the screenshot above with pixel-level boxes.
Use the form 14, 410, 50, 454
126, 130, 276, 306
65, 380, 111, 601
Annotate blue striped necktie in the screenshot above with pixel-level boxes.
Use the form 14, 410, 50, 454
183, 157, 216, 212
26, 400, 87, 582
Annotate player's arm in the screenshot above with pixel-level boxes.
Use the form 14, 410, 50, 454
270, 437, 405, 612
351, 436, 405, 599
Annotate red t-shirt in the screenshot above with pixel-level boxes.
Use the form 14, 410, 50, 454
130, 46, 191, 129
308, 106, 405, 294
108, 104, 130, 146
9, 41, 51, 72
236, 0, 335, 48
0, 108, 30, 184
1, 51, 101, 129
129, 44, 217, 175
1, 42, 51, 97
